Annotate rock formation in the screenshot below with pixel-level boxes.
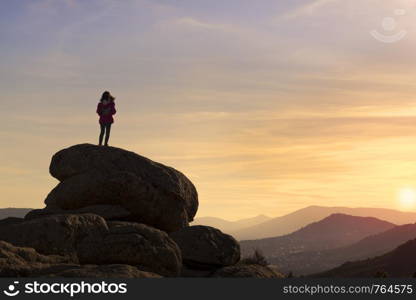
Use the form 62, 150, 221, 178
170, 226, 240, 276
41, 144, 198, 232
77, 221, 182, 277
0, 241, 160, 278
0, 144, 281, 278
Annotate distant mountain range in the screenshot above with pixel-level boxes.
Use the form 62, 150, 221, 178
240, 214, 395, 260
226, 206, 416, 240
312, 238, 416, 278
269, 222, 416, 276
0, 208, 32, 219
191, 215, 270, 233
4, 206, 416, 277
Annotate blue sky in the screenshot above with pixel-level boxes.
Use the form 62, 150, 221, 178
2, 0, 416, 219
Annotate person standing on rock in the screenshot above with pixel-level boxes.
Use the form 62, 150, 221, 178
97, 91, 116, 146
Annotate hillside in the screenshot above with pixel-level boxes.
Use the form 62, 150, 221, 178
0, 208, 33, 220
191, 215, 270, 233
233, 206, 416, 240
269, 223, 416, 275
240, 214, 395, 259
312, 239, 416, 278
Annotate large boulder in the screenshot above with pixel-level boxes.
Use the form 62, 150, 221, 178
0, 241, 162, 278
44, 144, 198, 232
0, 241, 73, 277
0, 214, 108, 259
0, 214, 182, 277
77, 221, 182, 277
50, 264, 162, 278
170, 226, 240, 270
26, 205, 132, 221
44, 171, 188, 232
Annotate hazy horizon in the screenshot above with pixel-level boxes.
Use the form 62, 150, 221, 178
193, 204, 416, 222
4, 204, 416, 223
2, 0, 416, 220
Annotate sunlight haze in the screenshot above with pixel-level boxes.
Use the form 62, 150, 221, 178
2, 0, 416, 220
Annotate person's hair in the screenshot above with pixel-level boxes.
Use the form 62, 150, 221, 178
100, 91, 115, 102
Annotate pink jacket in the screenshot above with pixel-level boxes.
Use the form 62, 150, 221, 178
97, 102, 116, 124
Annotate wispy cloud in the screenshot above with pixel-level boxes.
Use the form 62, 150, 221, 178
173, 16, 246, 36
3, 0, 416, 219
176, 17, 227, 30
278, 0, 338, 20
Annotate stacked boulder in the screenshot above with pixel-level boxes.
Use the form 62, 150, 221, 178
28, 143, 198, 232
170, 226, 240, 277
0, 144, 281, 278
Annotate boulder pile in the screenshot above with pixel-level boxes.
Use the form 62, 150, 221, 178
0, 144, 282, 278
30, 144, 198, 232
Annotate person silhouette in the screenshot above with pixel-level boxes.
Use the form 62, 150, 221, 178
97, 91, 116, 146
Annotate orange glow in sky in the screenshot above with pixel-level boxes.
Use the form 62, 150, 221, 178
2, 0, 416, 219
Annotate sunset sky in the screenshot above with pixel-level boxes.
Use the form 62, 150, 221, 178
2, 0, 416, 220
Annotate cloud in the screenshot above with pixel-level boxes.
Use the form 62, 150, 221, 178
177, 17, 220, 29
4, 0, 416, 218
278, 0, 339, 20
174, 17, 239, 34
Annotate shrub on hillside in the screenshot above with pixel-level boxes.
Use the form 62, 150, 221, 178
374, 271, 388, 278
240, 249, 268, 266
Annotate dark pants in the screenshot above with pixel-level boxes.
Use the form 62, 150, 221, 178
99, 123, 112, 146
